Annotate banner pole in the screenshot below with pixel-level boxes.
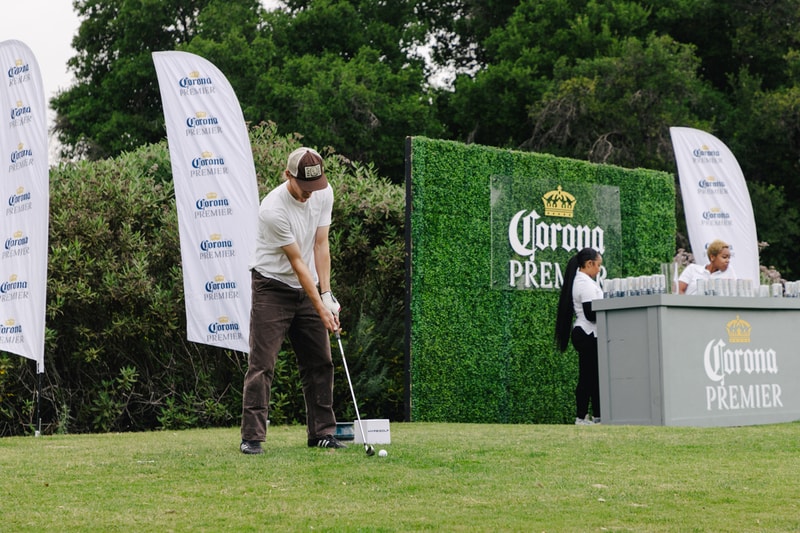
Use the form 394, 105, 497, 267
35, 369, 41, 437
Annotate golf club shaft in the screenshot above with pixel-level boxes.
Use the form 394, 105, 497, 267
336, 332, 370, 448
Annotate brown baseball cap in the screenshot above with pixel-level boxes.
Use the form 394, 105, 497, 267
287, 147, 328, 192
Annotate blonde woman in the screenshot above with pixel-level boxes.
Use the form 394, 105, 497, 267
678, 239, 737, 295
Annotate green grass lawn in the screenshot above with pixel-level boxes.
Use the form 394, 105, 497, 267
1, 421, 798, 532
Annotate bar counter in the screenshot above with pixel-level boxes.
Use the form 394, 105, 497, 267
593, 294, 800, 426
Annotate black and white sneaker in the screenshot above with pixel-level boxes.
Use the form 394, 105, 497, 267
240, 440, 264, 455
308, 435, 347, 449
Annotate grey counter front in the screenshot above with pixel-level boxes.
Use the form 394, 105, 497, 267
593, 294, 800, 426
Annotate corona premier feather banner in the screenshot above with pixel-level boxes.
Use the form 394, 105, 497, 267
153, 51, 258, 352
670, 127, 759, 285
0, 40, 49, 373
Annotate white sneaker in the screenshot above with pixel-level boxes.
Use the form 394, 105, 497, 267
592, 417, 602, 424
575, 417, 594, 425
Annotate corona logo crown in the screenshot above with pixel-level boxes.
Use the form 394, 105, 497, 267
214, 274, 225, 282
201, 150, 213, 158
726, 315, 751, 343
218, 316, 230, 324
5, 318, 15, 326
9, 274, 17, 282
210, 233, 221, 241
16, 186, 24, 195
542, 185, 576, 218
189, 70, 200, 79
206, 192, 218, 199
196, 111, 207, 118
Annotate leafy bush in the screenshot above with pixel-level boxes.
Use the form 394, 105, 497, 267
0, 123, 405, 435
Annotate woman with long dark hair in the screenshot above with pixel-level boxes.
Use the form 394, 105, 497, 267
555, 247, 603, 425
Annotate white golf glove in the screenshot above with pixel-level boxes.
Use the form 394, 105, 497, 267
321, 291, 341, 319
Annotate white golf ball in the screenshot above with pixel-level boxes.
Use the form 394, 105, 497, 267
378, 449, 388, 457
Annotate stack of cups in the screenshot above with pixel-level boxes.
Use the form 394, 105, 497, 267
617, 278, 628, 298
714, 278, 725, 296
674, 276, 760, 297
736, 279, 746, 297
602, 274, 670, 298
696, 279, 707, 295
786, 281, 799, 297
602, 278, 615, 299
771, 283, 783, 297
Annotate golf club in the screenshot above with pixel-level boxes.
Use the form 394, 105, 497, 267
335, 330, 375, 456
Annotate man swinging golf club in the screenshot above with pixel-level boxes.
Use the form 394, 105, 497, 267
240, 147, 346, 454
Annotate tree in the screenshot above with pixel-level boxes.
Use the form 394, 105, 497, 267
649, 0, 800, 93
525, 34, 720, 170
428, 0, 800, 272
435, 0, 667, 150
414, 0, 520, 78
747, 181, 800, 279
53, 0, 442, 182
52, 0, 266, 160
51, 0, 800, 267
255, 47, 442, 181
249, 0, 442, 181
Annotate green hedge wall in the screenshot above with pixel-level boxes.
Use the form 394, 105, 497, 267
406, 137, 675, 423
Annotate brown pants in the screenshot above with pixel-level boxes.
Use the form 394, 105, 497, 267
240, 272, 336, 442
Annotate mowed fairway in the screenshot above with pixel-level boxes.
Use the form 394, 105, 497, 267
1, 421, 798, 532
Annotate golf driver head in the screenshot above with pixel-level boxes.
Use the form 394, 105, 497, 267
366, 445, 375, 456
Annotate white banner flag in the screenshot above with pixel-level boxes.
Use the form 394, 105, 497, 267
0, 40, 49, 373
152, 51, 258, 353
670, 126, 759, 285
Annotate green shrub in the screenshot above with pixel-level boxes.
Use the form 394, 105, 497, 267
0, 123, 405, 435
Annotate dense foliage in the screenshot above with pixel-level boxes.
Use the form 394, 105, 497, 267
0, 124, 404, 436
53, 0, 800, 277
33, 0, 800, 431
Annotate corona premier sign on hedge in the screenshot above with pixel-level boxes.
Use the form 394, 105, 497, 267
490, 177, 621, 290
